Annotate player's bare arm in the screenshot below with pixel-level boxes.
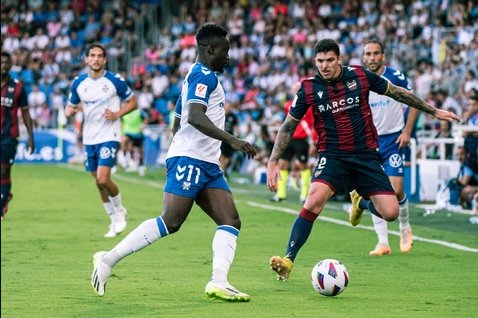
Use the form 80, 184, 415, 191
172, 116, 181, 135
385, 84, 461, 123
267, 115, 299, 192
396, 107, 420, 147
20, 107, 35, 153
268, 115, 300, 163
104, 95, 138, 121
188, 102, 256, 159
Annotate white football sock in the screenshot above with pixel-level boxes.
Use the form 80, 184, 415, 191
211, 226, 238, 283
109, 193, 124, 210
371, 214, 389, 246
398, 197, 410, 231
103, 217, 168, 267
103, 202, 116, 223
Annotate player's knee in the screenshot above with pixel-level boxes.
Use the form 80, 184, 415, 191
95, 177, 110, 188
381, 205, 399, 222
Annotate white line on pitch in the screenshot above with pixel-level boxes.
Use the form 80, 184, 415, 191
61, 165, 478, 253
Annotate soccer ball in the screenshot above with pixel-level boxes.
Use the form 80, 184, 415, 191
311, 259, 349, 296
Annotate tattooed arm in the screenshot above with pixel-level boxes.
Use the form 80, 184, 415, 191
385, 84, 461, 122
267, 115, 300, 192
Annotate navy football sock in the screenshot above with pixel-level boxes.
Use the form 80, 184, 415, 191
359, 198, 383, 218
1, 180, 12, 214
285, 208, 318, 262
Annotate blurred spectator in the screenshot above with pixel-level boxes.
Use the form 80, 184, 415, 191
27, 84, 47, 127
427, 120, 454, 160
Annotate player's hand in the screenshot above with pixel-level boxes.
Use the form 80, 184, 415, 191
266, 160, 280, 192
434, 109, 462, 123
64, 106, 77, 117
396, 131, 411, 148
229, 138, 256, 159
28, 138, 35, 154
104, 108, 119, 121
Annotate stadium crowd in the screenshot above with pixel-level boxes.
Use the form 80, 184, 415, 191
1, 0, 478, 208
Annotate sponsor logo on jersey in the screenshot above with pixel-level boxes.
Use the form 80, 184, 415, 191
317, 91, 323, 98
195, 84, 207, 98
389, 154, 402, 168
102, 84, 109, 92
317, 96, 360, 114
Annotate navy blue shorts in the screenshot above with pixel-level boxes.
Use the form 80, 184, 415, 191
0, 138, 18, 165
164, 156, 230, 199
311, 151, 395, 199
84, 141, 120, 172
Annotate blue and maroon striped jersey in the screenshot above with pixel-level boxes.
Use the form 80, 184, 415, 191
289, 65, 389, 154
1, 78, 28, 140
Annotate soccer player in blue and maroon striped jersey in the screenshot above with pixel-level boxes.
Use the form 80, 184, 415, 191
1, 51, 35, 219
266, 39, 461, 281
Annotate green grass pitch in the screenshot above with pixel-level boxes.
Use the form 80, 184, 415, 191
1, 165, 477, 317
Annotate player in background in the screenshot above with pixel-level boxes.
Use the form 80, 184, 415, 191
90, 24, 256, 302
1, 51, 35, 219
219, 102, 239, 178
270, 82, 317, 204
351, 40, 419, 255
65, 44, 138, 237
267, 39, 460, 281
121, 108, 147, 176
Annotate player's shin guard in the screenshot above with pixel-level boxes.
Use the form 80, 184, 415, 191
277, 170, 288, 199
212, 225, 238, 283
285, 208, 318, 262
103, 217, 168, 267
300, 169, 311, 202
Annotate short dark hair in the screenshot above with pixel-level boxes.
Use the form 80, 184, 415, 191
86, 43, 107, 57
1, 51, 11, 61
364, 39, 384, 54
196, 23, 228, 47
314, 39, 340, 56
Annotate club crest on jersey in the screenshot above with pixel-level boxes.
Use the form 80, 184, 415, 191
8, 86, 15, 93
102, 84, 109, 93
346, 80, 357, 91
195, 84, 207, 98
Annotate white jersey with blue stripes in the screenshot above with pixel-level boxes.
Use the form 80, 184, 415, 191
68, 71, 133, 145
368, 66, 412, 135
166, 63, 225, 165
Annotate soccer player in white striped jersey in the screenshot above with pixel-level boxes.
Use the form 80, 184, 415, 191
91, 24, 256, 301
348, 40, 419, 255
65, 44, 138, 238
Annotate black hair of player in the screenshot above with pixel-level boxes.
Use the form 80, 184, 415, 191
314, 39, 340, 56
196, 24, 228, 48
86, 43, 107, 57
